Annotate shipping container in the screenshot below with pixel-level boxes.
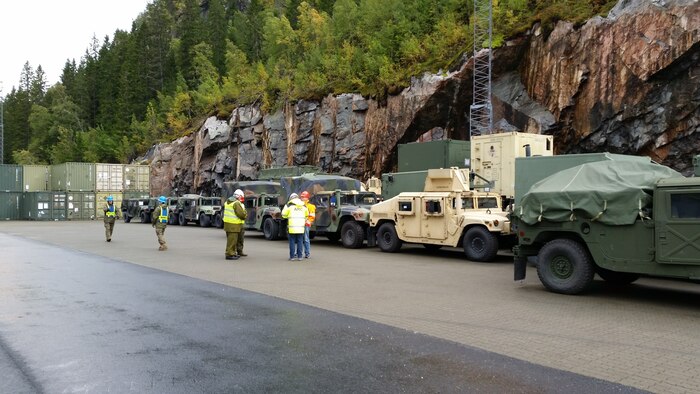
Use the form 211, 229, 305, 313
471, 132, 553, 200
123, 165, 150, 192
66, 192, 96, 220
22, 165, 51, 191
398, 140, 471, 172
22, 192, 67, 221
51, 162, 96, 191
96, 163, 124, 192
514, 153, 652, 205
0, 191, 23, 220
95, 192, 123, 220
0, 164, 23, 191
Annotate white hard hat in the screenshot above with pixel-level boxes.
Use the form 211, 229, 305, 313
289, 193, 299, 199
234, 189, 244, 197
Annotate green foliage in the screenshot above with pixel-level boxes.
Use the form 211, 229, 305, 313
5, 0, 615, 164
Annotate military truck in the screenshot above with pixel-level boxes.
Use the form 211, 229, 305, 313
280, 174, 378, 248
167, 197, 180, 225
175, 194, 222, 227
122, 197, 158, 223
369, 168, 512, 262
512, 160, 700, 295
217, 181, 286, 237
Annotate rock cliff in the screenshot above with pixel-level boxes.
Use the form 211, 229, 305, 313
147, 0, 700, 196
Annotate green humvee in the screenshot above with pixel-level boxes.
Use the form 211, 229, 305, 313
218, 181, 286, 239
122, 197, 158, 224
175, 194, 222, 227
513, 160, 700, 295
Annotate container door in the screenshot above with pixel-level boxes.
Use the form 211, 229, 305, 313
656, 190, 700, 265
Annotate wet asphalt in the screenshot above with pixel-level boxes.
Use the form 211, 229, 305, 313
0, 233, 646, 393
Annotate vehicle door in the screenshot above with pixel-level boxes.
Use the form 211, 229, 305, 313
397, 197, 421, 238
656, 188, 700, 265
420, 197, 447, 240
244, 196, 257, 225
313, 195, 331, 227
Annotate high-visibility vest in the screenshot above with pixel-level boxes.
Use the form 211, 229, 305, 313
106, 205, 115, 218
158, 207, 168, 223
305, 202, 316, 226
283, 201, 308, 234
224, 201, 245, 224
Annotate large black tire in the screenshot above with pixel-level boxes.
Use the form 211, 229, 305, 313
263, 217, 279, 240
596, 267, 640, 285
341, 221, 365, 249
376, 222, 402, 253
124, 215, 131, 223
326, 233, 340, 243
178, 212, 187, 226
199, 214, 211, 228
213, 212, 223, 229
462, 226, 499, 262
537, 239, 595, 295
140, 211, 149, 224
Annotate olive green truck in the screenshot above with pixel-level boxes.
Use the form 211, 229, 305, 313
513, 157, 700, 295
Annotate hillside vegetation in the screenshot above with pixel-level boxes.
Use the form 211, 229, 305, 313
2, 0, 615, 165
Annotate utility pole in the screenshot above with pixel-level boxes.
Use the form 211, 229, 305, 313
469, 0, 493, 138
0, 82, 4, 164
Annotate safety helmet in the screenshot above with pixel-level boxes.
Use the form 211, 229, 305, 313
234, 189, 244, 198
106, 195, 114, 202
159, 196, 167, 204
300, 191, 310, 199
289, 193, 299, 200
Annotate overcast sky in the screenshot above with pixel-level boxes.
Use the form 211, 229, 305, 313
0, 0, 152, 96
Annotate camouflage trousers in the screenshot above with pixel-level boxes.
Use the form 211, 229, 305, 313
104, 221, 115, 241
155, 226, 167, 250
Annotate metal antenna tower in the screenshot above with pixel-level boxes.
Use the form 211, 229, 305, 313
469, 0, 493, 137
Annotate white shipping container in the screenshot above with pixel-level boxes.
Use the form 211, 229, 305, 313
96, 163, 124, 192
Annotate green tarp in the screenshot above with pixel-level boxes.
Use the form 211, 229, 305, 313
515, 160, 682, 226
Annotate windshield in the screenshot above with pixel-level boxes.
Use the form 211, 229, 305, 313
477, 197, 499, 209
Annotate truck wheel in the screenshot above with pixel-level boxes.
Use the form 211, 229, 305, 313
377, 223, 402, 253
178, 212, 187, 226
537, 239, 595, 295
327, 233, 340, 243
341, 221, 364, 249
263, 217, 279, 240
124, 215, 131, 223
212, 213, 223, 229
140, 211, 149, 223
596, 267, 640, 285
462, 226, 499, 262
199, 214, 211, 228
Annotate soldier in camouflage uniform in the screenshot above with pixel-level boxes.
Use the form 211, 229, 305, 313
151, 196, 169, 251
103, 195, 120, 242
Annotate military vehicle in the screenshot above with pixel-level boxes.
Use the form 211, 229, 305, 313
175, 194, 222, 227
512, 159, 700, 295
280, 174, 378, 248
369, 168, 512, 262
166, 197, 180, 225
217, 181, 285, 236
122, 197, 158, 223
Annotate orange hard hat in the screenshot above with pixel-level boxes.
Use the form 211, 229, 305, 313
300, 191, 310, 199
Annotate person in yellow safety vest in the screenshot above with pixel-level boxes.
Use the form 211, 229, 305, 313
281, 193, 309, 261
103, 195, 121, 242
223, 189, 247, 260
151, 196, 169, 251
300, 191, 316, 259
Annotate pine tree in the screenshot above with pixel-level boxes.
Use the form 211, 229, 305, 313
207, 0, 228, 79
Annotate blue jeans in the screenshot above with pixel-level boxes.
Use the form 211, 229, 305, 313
288, 233, 304, 259
303, 227, 311, 257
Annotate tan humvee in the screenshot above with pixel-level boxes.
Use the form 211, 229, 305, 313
369, 168, 512, 262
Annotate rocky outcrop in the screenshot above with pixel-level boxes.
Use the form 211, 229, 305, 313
147, 0, 699, 196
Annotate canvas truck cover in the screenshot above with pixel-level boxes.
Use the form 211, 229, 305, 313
280, 175, 361, 197
223, 181, 284, 198
515, 160, 682, 226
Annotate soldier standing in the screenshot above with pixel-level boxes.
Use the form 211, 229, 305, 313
151, 196, 169, 251
223, 189, 247, 260
103, 195, 120, 242
281, 193, 309, 261
300, 191, 316, 259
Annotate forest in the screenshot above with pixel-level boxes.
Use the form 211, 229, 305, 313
1, 0, 615, 165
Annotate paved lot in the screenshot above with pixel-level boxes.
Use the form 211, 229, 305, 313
2, 220, 699, 393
